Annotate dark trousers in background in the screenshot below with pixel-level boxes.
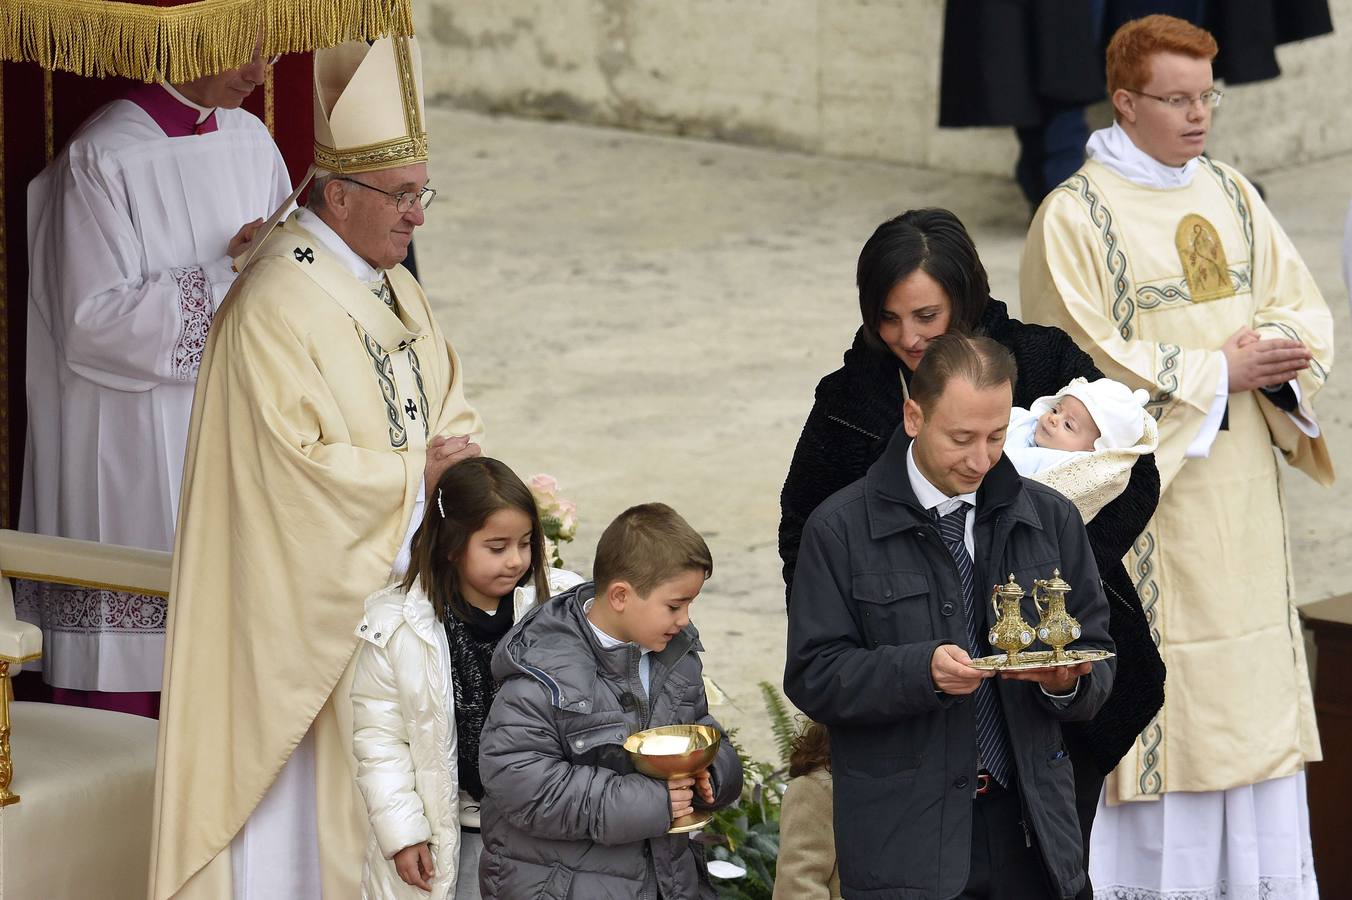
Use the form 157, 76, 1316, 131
1102, 0, 1207, 38
1015, 107, 1092, 209
958, 781, 1057, 900
1012, 0, 1107, 210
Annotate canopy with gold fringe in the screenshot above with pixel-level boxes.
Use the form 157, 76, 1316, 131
3, 0, 413, 82
0, 0, 414, 527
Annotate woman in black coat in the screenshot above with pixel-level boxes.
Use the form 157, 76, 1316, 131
778, 208, 1165, 892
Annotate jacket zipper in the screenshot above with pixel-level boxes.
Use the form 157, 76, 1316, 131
924, 517, 991, 785
978, 515, 1009, 784
1102, 579, 1148, 627
979, 512, 1033, 847
825, 414, 882, 441
633, 639, 695, 900
636, 640, 694, 728
982, 515, 1009, 619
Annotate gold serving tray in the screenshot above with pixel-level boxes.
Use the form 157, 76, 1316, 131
967, 648, 1115, 671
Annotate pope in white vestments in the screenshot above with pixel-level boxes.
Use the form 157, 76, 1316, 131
20, 48, 290, 707
149, 37, 483, 900
1021, 16, 1329, 899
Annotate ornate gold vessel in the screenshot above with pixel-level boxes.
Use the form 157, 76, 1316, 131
986, 574, 1035, 665
1033, 569, 1082, 662
967, 570, 1117, 671
624, 724, 721, 834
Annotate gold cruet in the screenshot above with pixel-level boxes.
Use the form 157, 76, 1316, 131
1032, 569, 1082, 662
987, 574, 1036, 665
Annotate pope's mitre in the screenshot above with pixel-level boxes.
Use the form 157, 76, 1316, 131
233, 35, 429, 271
313, 35, 428, 174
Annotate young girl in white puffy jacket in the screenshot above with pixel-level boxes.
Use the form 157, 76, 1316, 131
351, 457, 583, 899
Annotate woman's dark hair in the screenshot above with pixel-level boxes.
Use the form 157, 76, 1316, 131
400, 457, 550, 623
788, 720, 831, 777
856, 208, 991, 350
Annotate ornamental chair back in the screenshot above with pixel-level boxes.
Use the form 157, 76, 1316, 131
0, 530, 169, 900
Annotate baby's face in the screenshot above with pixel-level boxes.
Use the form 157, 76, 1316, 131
1035, 395, 1100, 452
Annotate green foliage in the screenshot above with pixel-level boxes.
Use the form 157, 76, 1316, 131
700, 683, 796, 899
760, 680, 799, 767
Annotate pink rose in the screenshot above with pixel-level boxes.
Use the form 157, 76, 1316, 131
558, 499, 578, 529
528, 473, 560, 497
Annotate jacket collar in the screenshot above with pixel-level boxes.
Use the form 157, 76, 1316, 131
356, 581, 441, 650
495, 583, 701, 712
864, 425, 1041, 540
358, 575, 570, 651
975, 296, 1012, 337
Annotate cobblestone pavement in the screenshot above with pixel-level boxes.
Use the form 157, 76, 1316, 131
417, 106, 1352, 761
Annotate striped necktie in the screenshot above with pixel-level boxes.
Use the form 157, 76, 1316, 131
933, 503, 1015, 788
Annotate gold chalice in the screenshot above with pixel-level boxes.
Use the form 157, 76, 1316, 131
624, 724, 721, 834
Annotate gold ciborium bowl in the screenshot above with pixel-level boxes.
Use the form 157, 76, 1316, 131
624, 724, 721, 833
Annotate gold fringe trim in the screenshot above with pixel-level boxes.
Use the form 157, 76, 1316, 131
2, 0, 414, 83
263, 61, 275, 134
43, 69, 54, 162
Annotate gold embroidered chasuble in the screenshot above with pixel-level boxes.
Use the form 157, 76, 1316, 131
149, 213, 483, 899
1021, 158, 1333, 803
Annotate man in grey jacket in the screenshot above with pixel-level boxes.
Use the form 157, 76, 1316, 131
785, 334, 1116, 900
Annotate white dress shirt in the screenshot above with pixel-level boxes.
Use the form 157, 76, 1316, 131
584, 598, 653, 696
906, 444, 976, 555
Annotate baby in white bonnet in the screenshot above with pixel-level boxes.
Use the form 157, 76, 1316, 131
1004, 376, 1152, 476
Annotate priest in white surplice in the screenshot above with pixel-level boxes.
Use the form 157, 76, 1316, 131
149, 36, 483, 900
20, 41, 290, 715
1021, 15, 1330, 900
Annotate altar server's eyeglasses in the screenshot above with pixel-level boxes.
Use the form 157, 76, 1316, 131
1126, 88, 1224, 110
337, 177, 437, 213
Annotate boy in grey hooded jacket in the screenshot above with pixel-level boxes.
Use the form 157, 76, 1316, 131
479, 503, 743, 900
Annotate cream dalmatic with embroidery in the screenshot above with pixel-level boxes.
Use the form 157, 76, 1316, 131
1022, 156, 1332, 802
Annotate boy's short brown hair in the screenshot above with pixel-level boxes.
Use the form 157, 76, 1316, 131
593, 503, 713, 596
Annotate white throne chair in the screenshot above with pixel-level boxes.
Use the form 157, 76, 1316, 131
0, 530, 168, 900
